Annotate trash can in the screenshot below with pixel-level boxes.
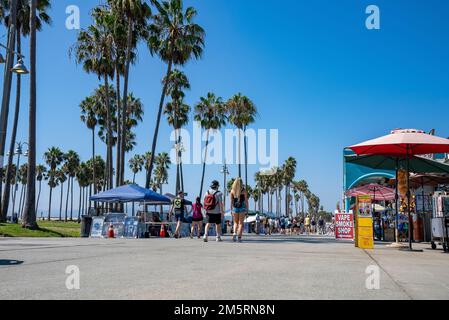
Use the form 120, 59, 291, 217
80, 216, 93, 238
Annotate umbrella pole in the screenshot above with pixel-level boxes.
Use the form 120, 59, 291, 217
407, 149, 413, 250
421, 177, 426, 243
395, 162, 399, 243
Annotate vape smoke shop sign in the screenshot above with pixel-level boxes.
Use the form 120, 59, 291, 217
335, 211, 354, 239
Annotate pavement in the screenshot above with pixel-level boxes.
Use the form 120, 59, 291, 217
0, 235, 448, 300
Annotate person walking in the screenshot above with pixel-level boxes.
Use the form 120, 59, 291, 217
318, 215, 325, 235
191, 197, 204, 239
305, 214, 311, 235
203, 180, 224, 242
311, 215, 316, 234
230, 178, 249, 243
169, 191, 191, 239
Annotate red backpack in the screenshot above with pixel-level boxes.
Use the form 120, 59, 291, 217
204, 191, 219, 211
192, 203, 203, 219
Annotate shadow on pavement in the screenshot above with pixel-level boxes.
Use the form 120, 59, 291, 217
0, 259, 24, 266
240, 236, 353, 245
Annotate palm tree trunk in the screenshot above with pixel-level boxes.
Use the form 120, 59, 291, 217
174, 128, 180, 194
91, 127, 96, 194
0, 0, 18, 222
81, 186, 85, 216
78, 183, 82, 221
59, 182, 64, 221
199, 129, 210, 197
115, 67, 122, 189
238, 128, 242, 178
48, 187, 53, 221
104, 75, 113, 192
1, 32, 22, 222
146, 59, 173, 188
22, 0, 38, 229
120, 18, 134, 189
18, 184, 24, 219
244, 125, 248, 188
70, 177, 74, 220
65, 177, 70, 222
35, 180, 42, 216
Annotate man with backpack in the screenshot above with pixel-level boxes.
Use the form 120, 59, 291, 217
169, 191, 191, 239
203, 180, 224, 242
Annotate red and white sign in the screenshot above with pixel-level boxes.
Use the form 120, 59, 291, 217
335, 212, 354, 239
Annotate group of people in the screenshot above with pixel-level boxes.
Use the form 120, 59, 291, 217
264, 215, 329, 235
168, 177, 249, 243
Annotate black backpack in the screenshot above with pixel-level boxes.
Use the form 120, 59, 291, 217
233, 194, 245, 209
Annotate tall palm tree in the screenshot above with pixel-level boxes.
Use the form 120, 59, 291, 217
76, 162, 90, 221
57, 169, 67, 221
282, 157, 297, 217
63, 150, 80, 221
108, 0, 151, 188
80, 95, 100, 195
35, 164, 46, 216
0, 0, 18, 223
226, 93, 257, 181
43, 147, 64, 220
163, 68, 190, 193
72, 9, 115, 190
145, 0, 205, 189
22, 0, 41, 228
194, 93, 227, 197
294, 180, 308, 217
1, 0, 51, 224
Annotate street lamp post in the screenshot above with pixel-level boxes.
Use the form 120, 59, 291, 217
220, 161, 230, 234
8, 142, 28, 222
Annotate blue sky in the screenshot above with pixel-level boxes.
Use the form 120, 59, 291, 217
2, 0, 449, 214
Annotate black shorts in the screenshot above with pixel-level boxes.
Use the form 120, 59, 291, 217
207, 214, 222, 224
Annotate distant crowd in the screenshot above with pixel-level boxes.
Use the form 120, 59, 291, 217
164, 177, 334, 242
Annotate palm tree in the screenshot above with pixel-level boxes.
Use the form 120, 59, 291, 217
76, 162, 91, 221
226, 93, 257, 181
80, 95, 100, 195
1, 0, 51, 223
108, 0, 151, 188
143, 151, 153, 181
194, 93, 227, 197
145, 0, 205, 189
72, 9, 115, 190
35, 164, 46, 216
17, 163, 27, 219
163, 68, 190, 193
57, 169, 67, 221
154, 152, 171, 215
63, 150, 80, 221
129, 154, 144, 184
292, 180, 308, 217
282, 157, 297, 218
43, 147, 64, 220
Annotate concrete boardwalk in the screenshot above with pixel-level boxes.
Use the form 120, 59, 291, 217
0, 235, 448, 300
